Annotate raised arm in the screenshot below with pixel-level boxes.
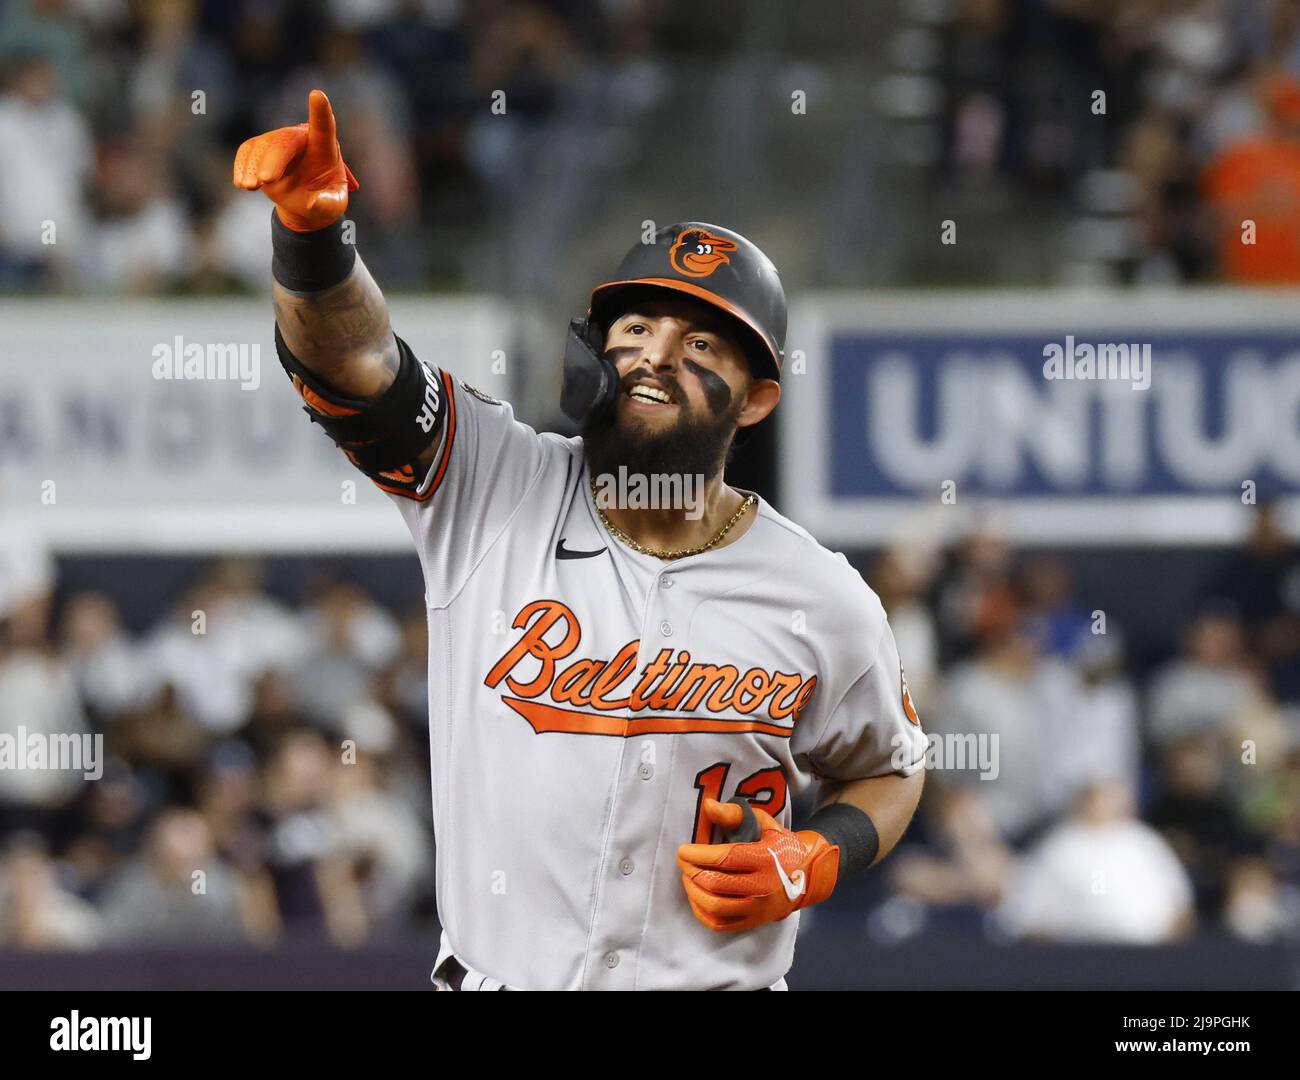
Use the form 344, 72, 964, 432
271, 258, 399, 400
233, 89, 441, 481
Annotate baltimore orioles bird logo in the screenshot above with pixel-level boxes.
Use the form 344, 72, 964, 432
669, 228, 739, 278
901, 666, 921, 727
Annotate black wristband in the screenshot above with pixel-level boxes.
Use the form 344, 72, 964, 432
271, 208, 356, 293
805, 802, 879, 881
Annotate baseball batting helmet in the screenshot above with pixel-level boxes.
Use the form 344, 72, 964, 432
561, 222, 787, 425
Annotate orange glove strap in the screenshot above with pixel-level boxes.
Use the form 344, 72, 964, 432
796, 831, 841, 909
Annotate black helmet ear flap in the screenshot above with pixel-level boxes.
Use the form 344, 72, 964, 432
560, 317, 619, 426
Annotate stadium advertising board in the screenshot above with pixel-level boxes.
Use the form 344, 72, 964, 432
781, 291, 1300, 545
0, 298, 508, 552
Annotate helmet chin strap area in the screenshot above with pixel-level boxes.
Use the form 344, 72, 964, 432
560, 317, 620, 426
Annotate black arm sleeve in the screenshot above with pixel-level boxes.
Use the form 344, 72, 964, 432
275, 325, 449, 499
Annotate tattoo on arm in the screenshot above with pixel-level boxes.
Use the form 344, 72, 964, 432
273, 255, 399, 400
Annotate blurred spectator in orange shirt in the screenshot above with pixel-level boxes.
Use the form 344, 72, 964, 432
1202, 72, 1300, 283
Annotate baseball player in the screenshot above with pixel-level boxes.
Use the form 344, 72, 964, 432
234, 90, 927, 991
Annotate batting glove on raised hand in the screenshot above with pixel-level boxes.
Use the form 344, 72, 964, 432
232, 89, 358, 232
677, 797, 840, 932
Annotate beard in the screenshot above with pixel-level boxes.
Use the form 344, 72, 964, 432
582, 373, 744, 489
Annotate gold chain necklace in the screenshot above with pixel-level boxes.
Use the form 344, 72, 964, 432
590, 478, 755, 560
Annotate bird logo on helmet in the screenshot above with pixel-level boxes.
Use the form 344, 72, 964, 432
669, 228, 739, 278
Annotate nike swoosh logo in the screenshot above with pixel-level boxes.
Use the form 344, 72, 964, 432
769, 848, 806, 902
556, 538, 608, 560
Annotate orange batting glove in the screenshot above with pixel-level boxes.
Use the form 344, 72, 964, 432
677, 797, 841, 932
232, 88, 358, 232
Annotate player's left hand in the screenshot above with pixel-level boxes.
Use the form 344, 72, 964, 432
676, 798, 840, 932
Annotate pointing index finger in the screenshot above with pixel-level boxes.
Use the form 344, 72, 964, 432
306, 89, 336, 154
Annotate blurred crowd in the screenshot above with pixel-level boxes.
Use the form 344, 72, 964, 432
2, 503, 1298, 952
0, 0, 668, 297
873, 500, 1300, 946
0, 542, 435, 949
929, 0, 1300, 283
8, 0, 1300, 298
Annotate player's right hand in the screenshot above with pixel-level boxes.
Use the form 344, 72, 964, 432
232, 89, 359, 232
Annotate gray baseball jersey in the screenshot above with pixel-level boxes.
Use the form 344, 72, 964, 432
372, 372, 927, 990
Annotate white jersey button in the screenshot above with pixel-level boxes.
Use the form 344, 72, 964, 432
604, 951, 620, 969
619, 858, 635, 876
637, 763, 654, 781
659, 575, 674, 589
659, 620, 673, 637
